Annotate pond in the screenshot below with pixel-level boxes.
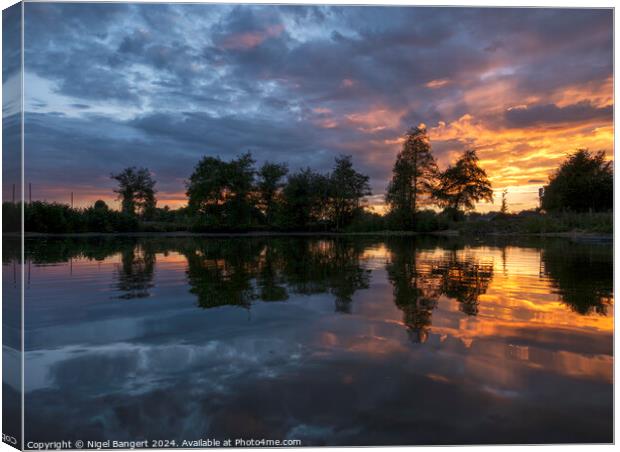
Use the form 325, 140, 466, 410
4, 235, 614, 445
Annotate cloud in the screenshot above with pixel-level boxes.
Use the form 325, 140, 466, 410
504, 101, 613, 128
18, 4, 613, 210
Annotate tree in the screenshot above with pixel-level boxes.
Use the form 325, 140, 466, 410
542, 149, 612, 212
256, 161, 288, 227
328, 155, 371, 230
500, 189, 508, 215
111, 167, 157, 219
280, 168, 330, 230
433, 149, 493, 215
223, 152, 256, 227
93, 200, 109, 211
186, 156, 228, 216
386, 126, 437, 228
186, 152, 256, 229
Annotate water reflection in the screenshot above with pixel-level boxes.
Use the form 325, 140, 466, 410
385, 239, 438, 343
431, 250, 494, 317
16, 235, 613, 445
164, 238, 372, 313
17, 236, 613, 330
542, 241, 613, 315
116, 244, 155, 299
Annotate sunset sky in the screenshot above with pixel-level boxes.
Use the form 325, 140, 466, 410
18, 3, 613, 212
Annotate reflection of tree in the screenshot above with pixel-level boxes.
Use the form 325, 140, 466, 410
257, 244, 288, 302
22, 236, 373, 312
386, 238, 494, 342
278, 239, 371, 313
386, 239, 439, 343
22, 237, 129, 265
329, 240, 371, 313
542, 241, 613, 315
432, 251, 494, 316
116, 244, 155, 299
183, 240, 263, 309
181, 238, 370, 313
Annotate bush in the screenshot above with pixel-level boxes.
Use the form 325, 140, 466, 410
140, 221, 187, 233
345, 210, 386, 232
24, 201, 139, 233
524, 212, 612, 234
457, 211, 612, 235
413, 210, 450, 232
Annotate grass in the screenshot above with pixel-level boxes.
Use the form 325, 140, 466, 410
458, 211, 612, 235
7, 201, 612, 236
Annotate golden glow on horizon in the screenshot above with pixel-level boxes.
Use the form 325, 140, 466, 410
39, 76, 612, 213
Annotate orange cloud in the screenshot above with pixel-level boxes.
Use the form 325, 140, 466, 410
346, 107, 405, 133
425, 78, 450, 89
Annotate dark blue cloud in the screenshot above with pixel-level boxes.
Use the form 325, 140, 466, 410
504, 101, 613, 128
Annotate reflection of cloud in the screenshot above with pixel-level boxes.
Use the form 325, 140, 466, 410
23, 237, 613, 444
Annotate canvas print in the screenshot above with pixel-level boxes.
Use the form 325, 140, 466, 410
2, 1, 614, 449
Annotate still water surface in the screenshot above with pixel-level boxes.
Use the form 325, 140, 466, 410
8, 236, 614, 445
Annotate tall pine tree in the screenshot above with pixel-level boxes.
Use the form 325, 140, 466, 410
386, 126, 437, 228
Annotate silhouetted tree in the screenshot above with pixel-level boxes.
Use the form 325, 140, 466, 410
111, 167, 157, 219
186, 156, 227, 215
433, 149, 493, 217
386, 126, 437, 228
542, 149, 612, 212
328, 155, 371, 230
280, 168, 330, 230
93, 200, 109, 211
500, 189, 508, 215
256, 161, 288, 227
186, 153, 256, 229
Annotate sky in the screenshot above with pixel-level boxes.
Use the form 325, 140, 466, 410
14, 3, 614, 212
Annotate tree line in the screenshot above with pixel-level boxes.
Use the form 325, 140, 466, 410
183, 153, 371, 231
6, 124, 612, 234
107, 125, 496, 232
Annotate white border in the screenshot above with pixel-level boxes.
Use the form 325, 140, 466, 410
0, 2, 616, 452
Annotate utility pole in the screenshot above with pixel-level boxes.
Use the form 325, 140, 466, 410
71, 192, 74, 208
29, 183, 32, 204
12, 184, 15, 203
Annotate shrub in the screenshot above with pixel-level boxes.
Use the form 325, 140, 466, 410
24, 201, 138, 233
413, 210, 450, 232
345, 210, 386, 232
